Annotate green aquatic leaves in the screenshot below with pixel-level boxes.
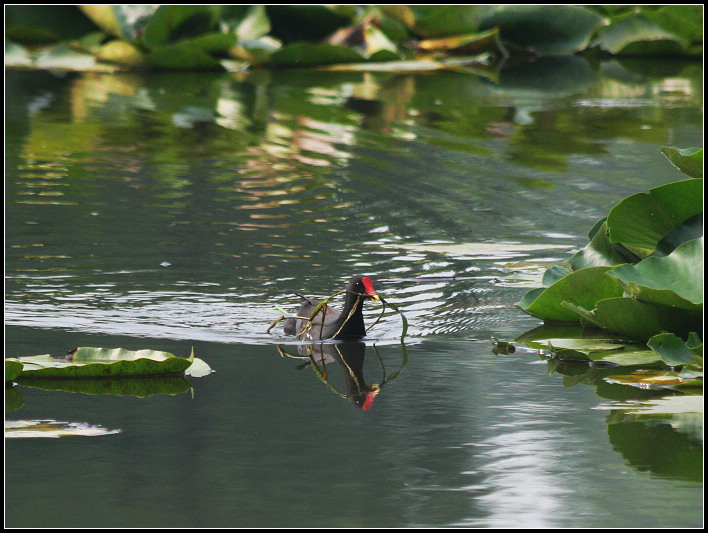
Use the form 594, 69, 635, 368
517, 146, 703, 355
6, 347, 211, 381
660, 147, 703, 179
476, 5, 608, 55
518, 267, 624, 323
609, 238, 703, 310
5, 5, 703, 71
606, 178, 703, 259
595, 6, 703, 57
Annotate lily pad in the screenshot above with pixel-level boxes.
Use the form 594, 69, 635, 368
608, 237, 703, 311
141, 5, 221, 50
477, 5, 608, 55
660, 146, 703, 179
412, 5, 487, 38
34, 43, 115, 72
269, 42, 366, 67
604, 369, 702, 389
96, 40, 147, 68
648, 332, 703, 368
5, 359, 24, 382
563, 297, 702, 342
222, 5, 271, 42
606, 178, 703, 259
147, 45, 225, 70
595, 10, 693, 56
568, 220, 639, 270
522, 336, 660, 366
7, 347, 209, 379
417, 27, 506, 56
516, 266, 624, 323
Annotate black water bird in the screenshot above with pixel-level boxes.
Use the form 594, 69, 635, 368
283, 275, 380, 340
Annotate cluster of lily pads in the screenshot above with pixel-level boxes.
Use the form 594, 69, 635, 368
5, 5, 702, 72
517, 146, 703, 386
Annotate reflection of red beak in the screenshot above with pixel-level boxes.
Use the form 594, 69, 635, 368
362, 276, 380, 302
363, 389, 378, 410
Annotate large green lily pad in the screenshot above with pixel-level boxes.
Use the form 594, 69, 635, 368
608, 237, 703, 311
477, 5, 608, 55
5, 359, 24, 382
269, 42, 365, 67
7, 347, 209, 379
563, 297, 702, 342
516, 266, 624, 323
648, 332, 703, 368
606, 178, 703, 259
661, 146, 703, 179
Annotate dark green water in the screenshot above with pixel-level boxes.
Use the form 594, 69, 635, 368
5, 57, 703, 527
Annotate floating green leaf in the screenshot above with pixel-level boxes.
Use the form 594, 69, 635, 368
147, 45, 224, 71
412, 5, 487, 38
595, 11, 692, 56
646, 5, 703, 49
568, 220, 638, 270
477, 5, 608, 55
141, 5, 221, 50
524, 336, 660, 365
516, 266, 624, 323
661, 146, 703, 179
417, 28, 506, 56
7, 347, 210, 379
96, 40, 147, 68
604, 369, 702, 389
6, 359, 24, 382
648, 332, 703, 368
654, 213, 702, 256
222, 5, 271, 42
6, 5, 97, 43
563, 298, 702, 342
269, 43, 366, 67
606, 178, 703, 259
608, 237, 703, 311
34, 43, 113, 72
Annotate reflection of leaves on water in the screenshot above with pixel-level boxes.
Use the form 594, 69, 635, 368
13, 375, 194, 398
602, 405, 703, 482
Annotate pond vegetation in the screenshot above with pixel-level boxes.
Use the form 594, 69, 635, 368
6, 5, 702, 72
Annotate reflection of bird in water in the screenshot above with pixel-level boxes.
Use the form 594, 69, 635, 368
280, 342, 380, 410
283, 275, 380, 341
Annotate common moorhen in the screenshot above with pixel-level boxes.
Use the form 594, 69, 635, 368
283, 275, 380, 340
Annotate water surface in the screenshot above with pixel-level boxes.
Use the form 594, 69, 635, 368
5, 57, 703, 527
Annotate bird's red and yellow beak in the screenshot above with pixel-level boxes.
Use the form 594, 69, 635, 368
362, 276, 380, 302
